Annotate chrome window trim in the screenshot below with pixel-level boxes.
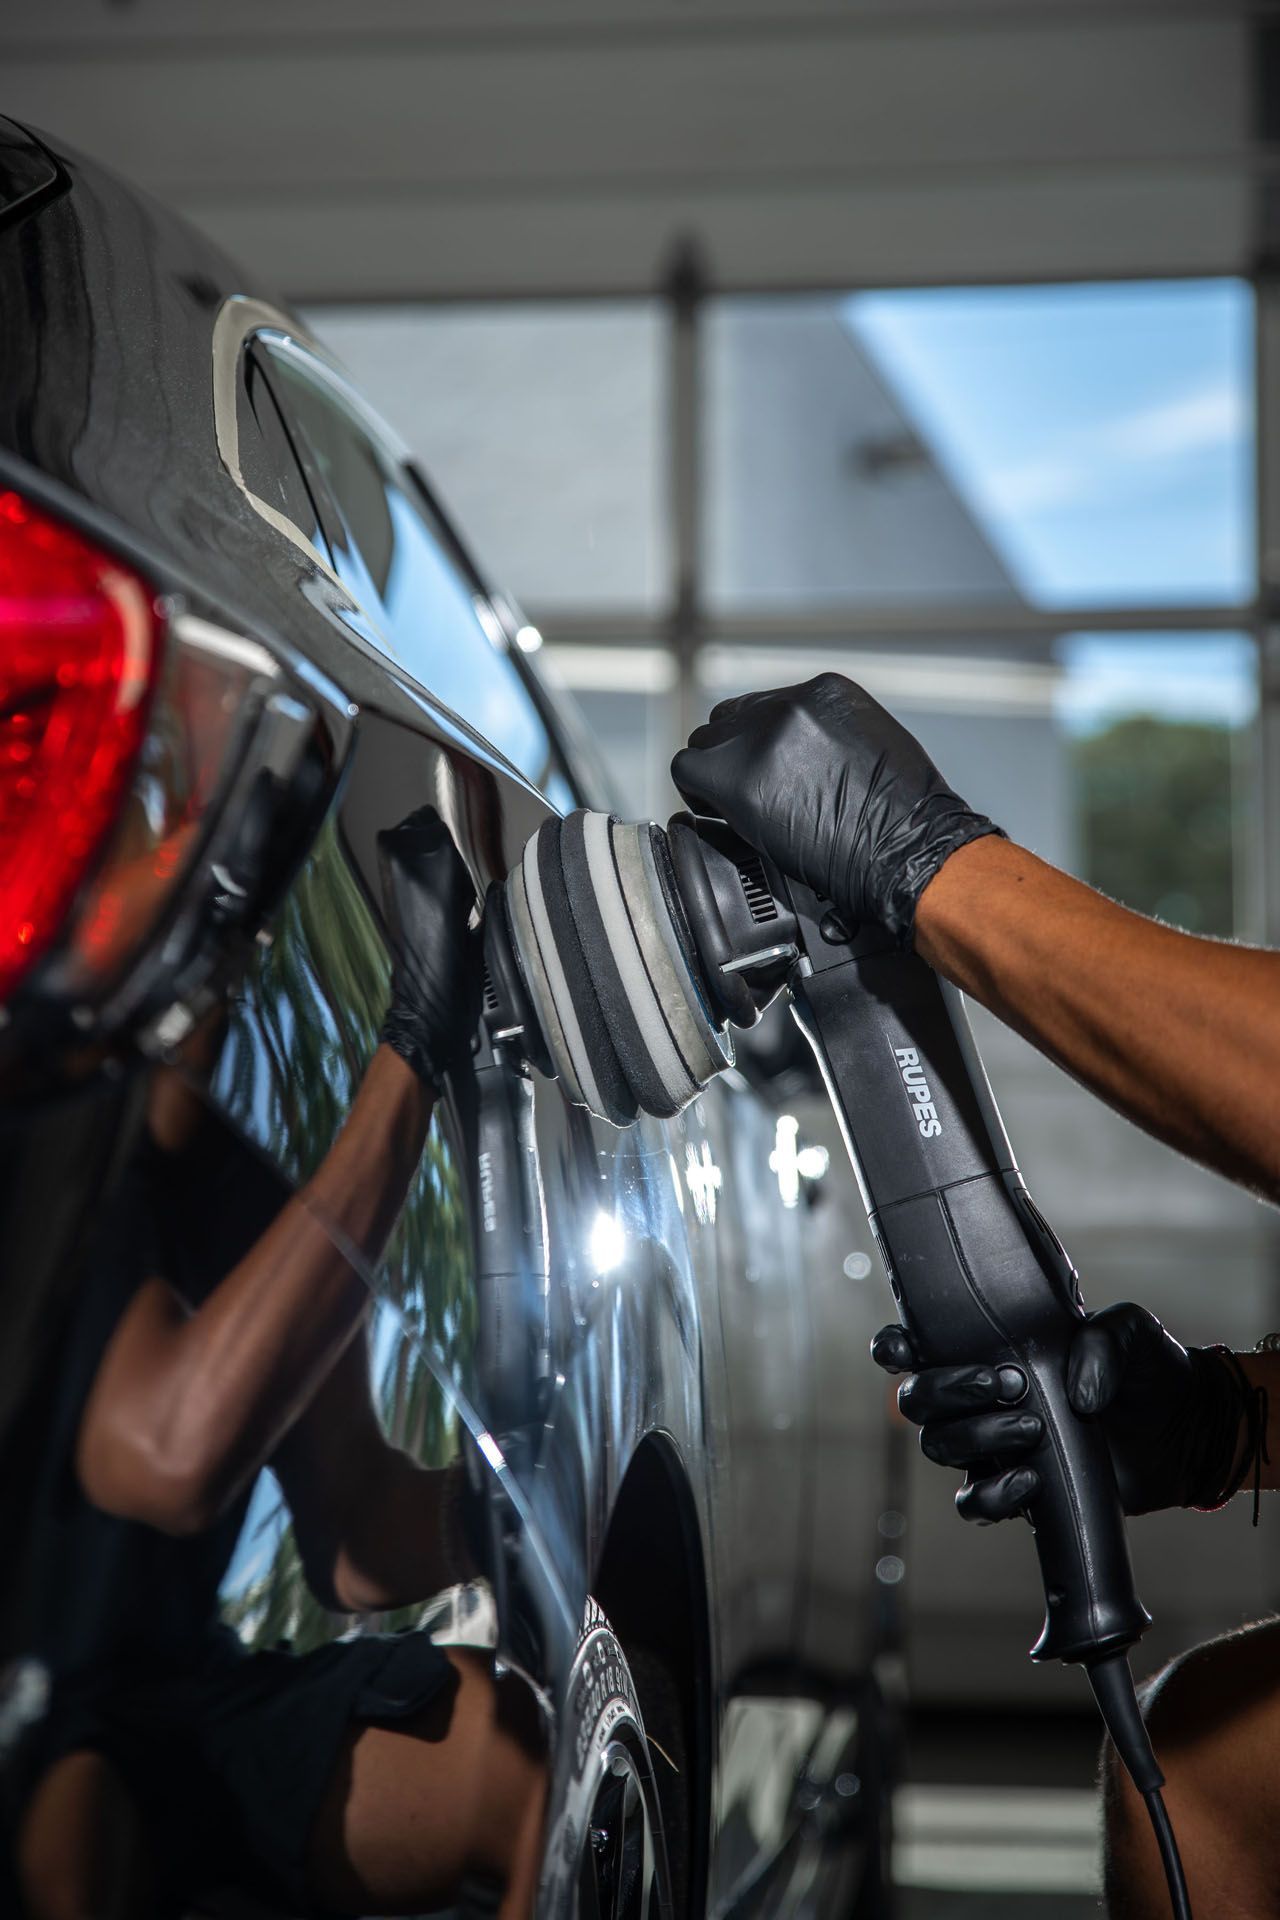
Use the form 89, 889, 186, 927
212, 297, 573, 810
211, 295, 343, 587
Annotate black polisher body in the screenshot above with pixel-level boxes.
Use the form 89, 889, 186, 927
487, 809, 1152, 1671
780, 887, 1151, 1666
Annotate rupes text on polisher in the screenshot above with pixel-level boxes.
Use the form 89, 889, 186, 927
893, 1045, 943, 1138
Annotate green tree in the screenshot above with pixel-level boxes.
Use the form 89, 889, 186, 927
1072, 715, 1241, 937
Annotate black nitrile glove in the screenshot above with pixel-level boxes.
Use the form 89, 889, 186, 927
378, 806, 481, 1094
871, 1304, 1248, 1522
671, 672, 1003, 947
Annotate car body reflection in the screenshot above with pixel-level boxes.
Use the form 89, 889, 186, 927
0, 115, 892, 1920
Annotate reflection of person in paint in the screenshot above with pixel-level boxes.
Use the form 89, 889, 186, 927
674, 672, 1280, 1919
15, 810, 546, 1920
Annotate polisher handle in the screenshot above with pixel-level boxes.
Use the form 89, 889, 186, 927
790, 949, 1151, 1665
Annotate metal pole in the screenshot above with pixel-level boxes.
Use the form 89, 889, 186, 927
1251, 19, 1280, 1616
667, 241, 707, 765
1255, 276, 1280, 948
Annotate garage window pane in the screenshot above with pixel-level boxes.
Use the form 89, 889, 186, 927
1058, 632, 1255, 936
698, 632, 1256, 936
539, 644, 678, 821
706, 282, 1253, 612
305, 302, 667, 618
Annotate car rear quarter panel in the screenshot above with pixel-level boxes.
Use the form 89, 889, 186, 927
0, 128, 873, 1912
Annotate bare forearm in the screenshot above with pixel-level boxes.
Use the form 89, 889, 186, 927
188, 1044, 429, 1405
915, 837, 1280, 1202
167, 1047, 433, 1495
83, 1046, 433, 1526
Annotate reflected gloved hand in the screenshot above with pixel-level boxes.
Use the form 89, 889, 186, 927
378, 806, 481, 1094
871, 1303, 1251, 1522
671, 672, 1003, 947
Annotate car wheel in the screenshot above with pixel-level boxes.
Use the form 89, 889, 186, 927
538, 1598, 675, 1919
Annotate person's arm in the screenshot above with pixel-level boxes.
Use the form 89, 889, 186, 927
270, 1322, 474, 1613
77, 804, 480, 1539
1244, 1350, 1280, 1490
914, 835, 1280, 1203
77, 1047, 434, 1536
672, 672, 1280, 1203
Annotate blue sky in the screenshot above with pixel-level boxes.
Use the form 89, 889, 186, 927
1053, 632, 1256, 735
845, 281, 1254, 611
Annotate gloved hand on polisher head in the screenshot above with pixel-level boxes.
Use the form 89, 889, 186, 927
671, 672, 1003, 947
378, 805, 481, 1094
871, 1304, 1254, 1522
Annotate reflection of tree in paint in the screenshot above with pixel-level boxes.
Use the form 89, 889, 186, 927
222, 1506, 336, 1652
217, 817, 476, 1652
1074, 716, 1240, 936
215, 815, 387, 1184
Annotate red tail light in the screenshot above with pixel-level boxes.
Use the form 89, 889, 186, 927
0, 491, 163, 1000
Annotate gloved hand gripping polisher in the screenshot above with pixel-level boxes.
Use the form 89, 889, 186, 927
483, 807, 1189, 1916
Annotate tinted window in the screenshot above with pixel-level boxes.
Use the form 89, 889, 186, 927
304, 301, 669, 614
235, 356, 327, 555
257, 336, 573, 807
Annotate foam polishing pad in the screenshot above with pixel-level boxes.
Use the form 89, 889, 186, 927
507, 817, 638, 1127
503, 811, 731, 1126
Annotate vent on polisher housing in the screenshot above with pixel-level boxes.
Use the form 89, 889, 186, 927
481, 966, 499, 1018
736, 852, 779, 925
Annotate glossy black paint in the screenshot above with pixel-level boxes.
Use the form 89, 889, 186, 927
0, 120, 890, 1919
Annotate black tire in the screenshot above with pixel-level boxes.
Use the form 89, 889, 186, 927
537, 1599, 676, 1920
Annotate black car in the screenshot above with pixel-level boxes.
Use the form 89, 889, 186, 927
0, 118, 892, 1920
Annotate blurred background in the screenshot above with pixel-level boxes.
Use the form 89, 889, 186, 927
7, 2, 1280, 1909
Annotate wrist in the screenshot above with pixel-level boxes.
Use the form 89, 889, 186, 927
368, 1034, 434, 1095
1181, 1347, 1246, 1511
380, 1004, 449, 1095
1238, 1350, 1280, 1494
1184, 1348, 1270, 1517
912, 831, 1019, 969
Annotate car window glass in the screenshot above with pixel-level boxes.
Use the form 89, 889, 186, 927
235, 357, 327, 558
257, 337, 573, 806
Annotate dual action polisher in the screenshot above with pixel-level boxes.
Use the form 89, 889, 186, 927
483, 807, 1190, 1916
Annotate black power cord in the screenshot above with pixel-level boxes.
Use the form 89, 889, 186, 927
1088, 1653, 1192, 1920
1143, 1788, 1192, 1920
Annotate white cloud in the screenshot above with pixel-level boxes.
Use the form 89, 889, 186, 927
1103, 381, 1244, 463
977, 381, 1244, 521
980, 457, 1088, 515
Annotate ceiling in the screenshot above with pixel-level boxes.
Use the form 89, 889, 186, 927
1, 1, 1268, 299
